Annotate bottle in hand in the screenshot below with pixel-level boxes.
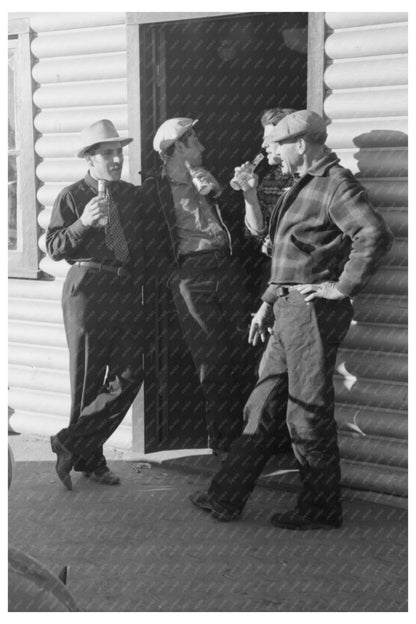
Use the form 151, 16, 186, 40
184, 161, 214, 195
97, 180, 109, 227
230, 153, 265, 191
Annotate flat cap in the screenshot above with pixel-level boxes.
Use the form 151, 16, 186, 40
269, 110, 328, 143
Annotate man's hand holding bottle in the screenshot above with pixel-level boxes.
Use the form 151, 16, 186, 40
80, 196, 108, 228
230, 153, 264, 192
185, 161, 222, 196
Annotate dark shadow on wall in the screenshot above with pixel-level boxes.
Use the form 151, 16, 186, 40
352, 129, 408, 179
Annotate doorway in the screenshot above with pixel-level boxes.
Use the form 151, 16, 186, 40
140, 12, 308, 452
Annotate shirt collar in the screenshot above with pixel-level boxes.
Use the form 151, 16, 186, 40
304, 150, 340, 177
84, 171, 119, 192
162, 166, 192, 187
85, 171, 99, 191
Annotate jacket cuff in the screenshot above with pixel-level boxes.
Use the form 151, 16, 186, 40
244, 216, 268, 238
261, 285, 278, 305
335, 276, 357, 298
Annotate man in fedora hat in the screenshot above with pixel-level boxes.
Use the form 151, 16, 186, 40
46, 119, 143, 490
190, 110, 393, 529
141, 118, 255, 459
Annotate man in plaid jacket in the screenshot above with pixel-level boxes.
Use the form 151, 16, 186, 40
190, 110, 393, 530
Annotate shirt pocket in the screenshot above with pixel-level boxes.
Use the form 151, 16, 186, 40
290, 234, 315, 255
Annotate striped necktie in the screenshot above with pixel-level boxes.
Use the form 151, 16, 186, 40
104, 188, 130, 264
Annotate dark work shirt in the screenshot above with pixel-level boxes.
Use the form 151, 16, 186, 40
46, 172, 141, 266
169, 177, 229, 255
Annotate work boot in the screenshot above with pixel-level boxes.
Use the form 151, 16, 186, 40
190, 491, 241, 522
50, 435, 73, 491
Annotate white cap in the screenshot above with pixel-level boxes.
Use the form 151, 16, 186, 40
153, 118, 198, 155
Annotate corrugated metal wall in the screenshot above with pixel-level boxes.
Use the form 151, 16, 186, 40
8, 13, 133, 446
324, 12, 408, 500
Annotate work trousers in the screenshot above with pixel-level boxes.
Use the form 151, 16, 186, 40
208, 290, 354, 522
57, 265, 143, 472
170, 252, 254, 451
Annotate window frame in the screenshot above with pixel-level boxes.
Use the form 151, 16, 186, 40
8, 18, 40, 279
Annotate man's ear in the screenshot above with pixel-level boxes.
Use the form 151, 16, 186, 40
174, 140, 186, 155
85, 153, 93, 166
297, 138, 307, 155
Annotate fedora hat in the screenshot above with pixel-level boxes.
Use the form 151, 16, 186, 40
76, 119, 133, 158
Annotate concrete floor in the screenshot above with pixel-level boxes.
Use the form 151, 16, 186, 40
8, 433, 408, 612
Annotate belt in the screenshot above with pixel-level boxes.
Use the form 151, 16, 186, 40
179, 249, 229, 260
275, 285, 293, 297
75, 261, 130, 277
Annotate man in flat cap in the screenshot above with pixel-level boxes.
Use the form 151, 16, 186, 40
190, 110, 393, 529
141, 118, 254, 459
47, 119, 143, 490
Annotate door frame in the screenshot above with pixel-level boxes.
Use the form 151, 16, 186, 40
126, 11, 232, 185
126, 11, 325, 182
307, 12, 326, 114
125, 11, 326, 452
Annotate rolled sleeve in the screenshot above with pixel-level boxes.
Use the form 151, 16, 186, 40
244, 215, 268, 239
261, 285, 279, 305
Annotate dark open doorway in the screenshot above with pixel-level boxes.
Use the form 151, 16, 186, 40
140, 13, 308, 452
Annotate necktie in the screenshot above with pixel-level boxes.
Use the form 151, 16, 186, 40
104, 189, 130, 264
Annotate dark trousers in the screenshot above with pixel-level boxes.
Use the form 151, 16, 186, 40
57, 265, 143, 472
170, 252, 254, 451
208, 290, 354, 521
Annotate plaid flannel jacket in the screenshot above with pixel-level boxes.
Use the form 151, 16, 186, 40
262, 151, 393, 304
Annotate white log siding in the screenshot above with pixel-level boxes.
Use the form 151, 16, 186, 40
8, 13, 133, 448
324, 12, 408, 502
8, 12, 408, 503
